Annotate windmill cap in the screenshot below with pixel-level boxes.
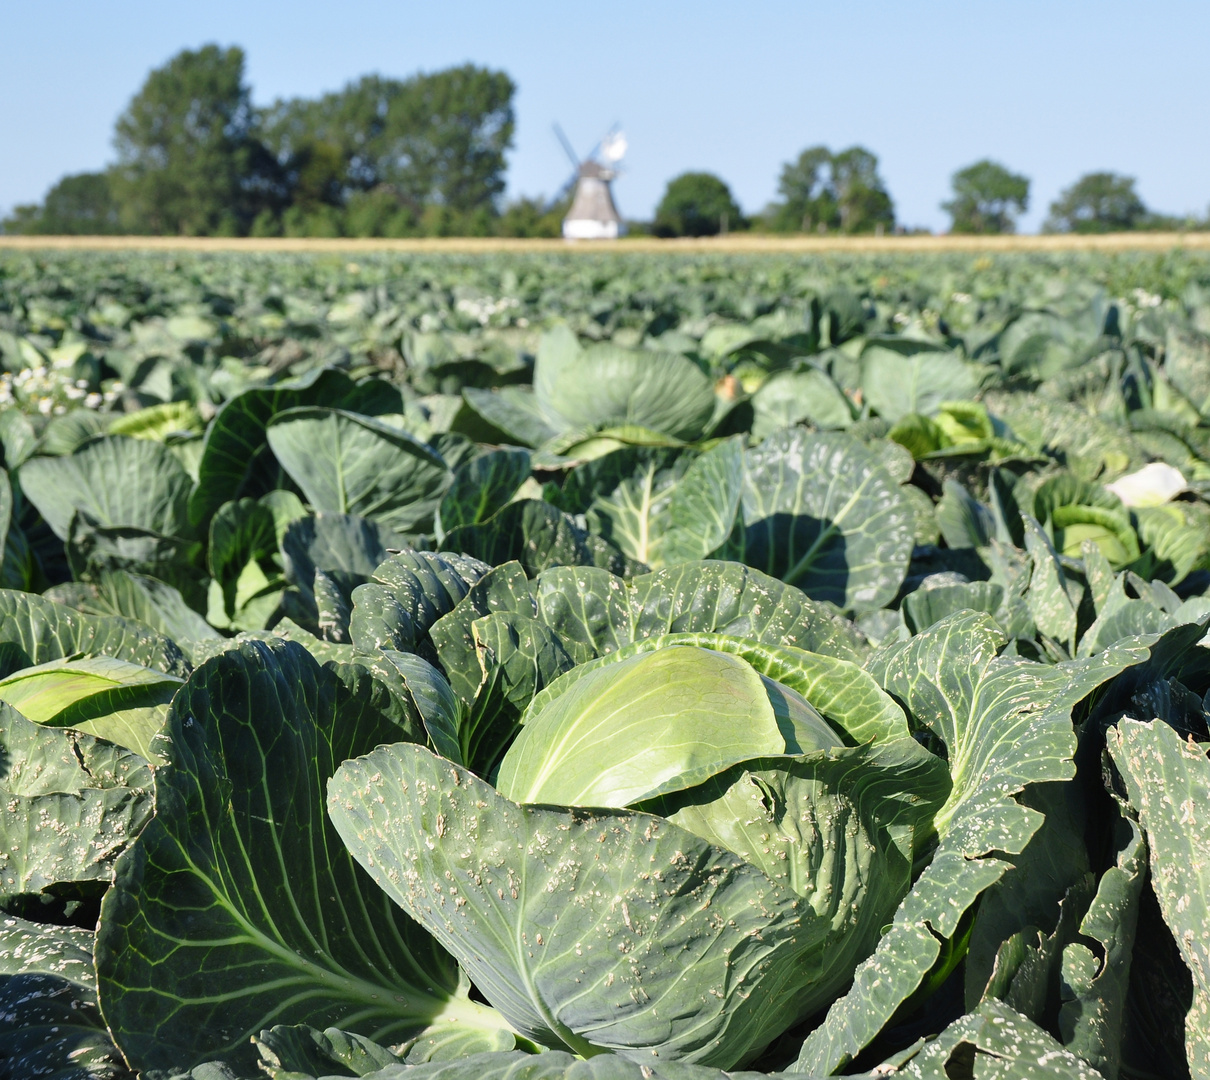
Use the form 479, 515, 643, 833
579, 160, 614, 180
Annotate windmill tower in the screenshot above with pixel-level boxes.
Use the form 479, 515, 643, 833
555, 125, 627, 240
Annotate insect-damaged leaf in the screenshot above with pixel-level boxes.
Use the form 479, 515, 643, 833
329, 739, 944, 1070
94, 639, 514, 1075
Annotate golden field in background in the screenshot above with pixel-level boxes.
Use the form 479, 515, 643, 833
2, 232, 1210, 255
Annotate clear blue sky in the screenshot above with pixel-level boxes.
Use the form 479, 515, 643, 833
3, 1, 1208, 232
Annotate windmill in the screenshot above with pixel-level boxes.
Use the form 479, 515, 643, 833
554, 124, 627, 240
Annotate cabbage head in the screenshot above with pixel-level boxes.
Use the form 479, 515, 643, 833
328, 561, 953, 1068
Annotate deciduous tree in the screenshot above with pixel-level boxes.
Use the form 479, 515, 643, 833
110, 45, 280, 235
942, 159, 1030, 234
259, 66, 515, 221
1045, 171, 1146, 233
767, 146, 894, 234
654, 173, 743, 237
0, 172, 119, 235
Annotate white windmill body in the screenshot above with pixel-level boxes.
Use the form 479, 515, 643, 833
556, 127, 628, 241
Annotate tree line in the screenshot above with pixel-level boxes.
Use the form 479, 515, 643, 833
3, 45, 553, 239
3, 44, 1206, 239
655, 154, 1206, 238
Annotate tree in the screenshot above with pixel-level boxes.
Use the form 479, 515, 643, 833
770, 145, 837, 232
1045, 172, 1146, 233
258, 66, 515, 222
0, 205, 41, 235
110, 45, 281, 235
0, 172, 119, 235
766, 145, 894, 234
258, 75, 398, 194
653, 173, 742, 237
942, 159, 1029, 234
378, 65, 515, 214
831, 147, 894, 233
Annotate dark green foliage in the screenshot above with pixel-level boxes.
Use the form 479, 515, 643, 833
767, 144, 895, 234
653, 172, 743, 237
11, 50, 515, 238
1046, 172, 1148, 234
255, 64, 515, 236
495, 195, 567, 238
110, 44, 279, 236
942, 159, 1030, 234
0, 172, 120, 236
94, 639, 509, 1074
2, 250, 1210, 1077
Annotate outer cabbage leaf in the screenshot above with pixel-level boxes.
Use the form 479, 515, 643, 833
254, 1024, 404, 1076
443, 500, 638, 579
570, 448, 688, 566
0, 703, 153, 909
94, 640, 513, 1075
329, 740, 938, 1069
622, 562, 864, 660
436, 447, 532, 539
207, 496, 286, 631
1135, 500, 1210, 585
1075, 562, 1210, 657
0, 916, 129, 1080
935, 478, 998, 549
458, 386, 558, 449
427, 561, 537, 709
537, 341, 716, 442
1023, 516, 1083, 651
267, 407, 451, 532
1058, 813, 1147, 1079
1107, 718, 1210, 1074
349, 550, 489, 660
280, 511, 413, 642
64, 511, 206, 612
282, 512, 406, 587
44, 570, 220, 654
641, 737, 948, 908
901, 581, 1005, 635
739, 430, 913, 611
254, 1012, 518, 1075
893, 999, 1106, 1079
19, 435, 195, 541
794, 612, 1144, 1073
860, 345, 983, 424
459, 611, 585, 777
566, 441, 745, 571
1164, 327, 1210, 418
482, 561, 864, 669
749, 368, 854, 440
0, 589, 189, 678
661, 438, 746, 564
0, 655, 181, 761
357, 648, 464, 765
987, 393, 1142, 482
188, 368, 391, 526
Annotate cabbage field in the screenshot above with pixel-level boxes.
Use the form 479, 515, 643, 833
2, 248, 1210, 1080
